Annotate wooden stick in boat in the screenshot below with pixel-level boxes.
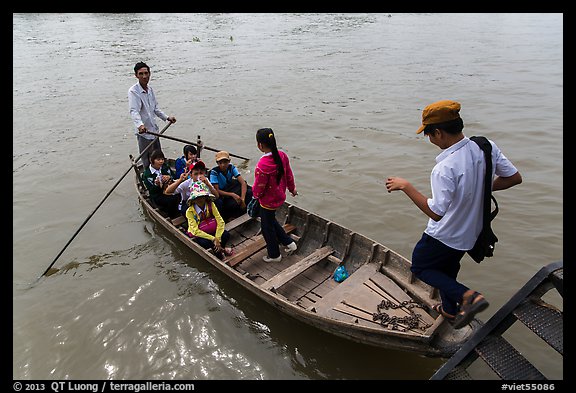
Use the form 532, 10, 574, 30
144, 130, 250, 161
31, 121, 175, 285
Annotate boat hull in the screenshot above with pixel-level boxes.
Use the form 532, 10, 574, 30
134, 162, 476, 357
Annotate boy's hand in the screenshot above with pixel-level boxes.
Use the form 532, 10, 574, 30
232, 194, 242, 205
179, 171, 189, 182
385, 176, 410, 193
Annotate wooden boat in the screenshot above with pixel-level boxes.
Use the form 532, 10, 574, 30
132, 156, 478, 357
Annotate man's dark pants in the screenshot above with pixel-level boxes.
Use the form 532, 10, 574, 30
411, 233, 469, 316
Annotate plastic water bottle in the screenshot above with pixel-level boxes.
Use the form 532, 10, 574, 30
333, 265, 349, 283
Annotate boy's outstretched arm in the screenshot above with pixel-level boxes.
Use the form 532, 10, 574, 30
386, 176, 443, 222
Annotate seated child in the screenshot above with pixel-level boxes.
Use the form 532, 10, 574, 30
141, 149, 180, 218
186, 181, 233, 259
164, 160, 219, 218
209, 150, 253, 221
175, 144, 198, 179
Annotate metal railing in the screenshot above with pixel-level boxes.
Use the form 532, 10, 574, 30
430, 261, 563, 380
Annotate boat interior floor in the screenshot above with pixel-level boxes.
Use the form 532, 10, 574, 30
223, 215, 433, 334
163, 206, 436, 336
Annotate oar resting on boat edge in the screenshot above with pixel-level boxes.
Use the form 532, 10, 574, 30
30, 122, 248, 286
29, 122, 175, 286
144, 130, 250, 161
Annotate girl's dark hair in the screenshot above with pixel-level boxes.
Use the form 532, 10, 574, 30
149, 149, 165, 163
183, 144, 197, 157
423, 117, 464, 135
256, 128, 284, 184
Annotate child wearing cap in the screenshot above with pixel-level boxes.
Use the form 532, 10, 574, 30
385, 99, 522, 329
252, 128, 298, 263
185, 181, 233, 259
164, 160, 219, 218
209, 150, 253, 221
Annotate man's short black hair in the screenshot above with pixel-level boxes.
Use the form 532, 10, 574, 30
134, 61, 150, 74
423, 117, 464, 135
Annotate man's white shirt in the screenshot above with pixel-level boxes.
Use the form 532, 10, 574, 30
128, 82, 168, 140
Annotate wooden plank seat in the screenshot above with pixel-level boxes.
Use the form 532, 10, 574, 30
171, 215, 186, 227
225, 223, 296, 268
261, 246, 333, 291
171, 212, 254, 230
225, 213, 254, 231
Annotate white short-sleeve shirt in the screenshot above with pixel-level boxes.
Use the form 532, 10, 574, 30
175, 178, 193, 211
425, 137, 518, 250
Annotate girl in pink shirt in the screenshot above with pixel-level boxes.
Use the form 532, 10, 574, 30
252, 128, 298, 262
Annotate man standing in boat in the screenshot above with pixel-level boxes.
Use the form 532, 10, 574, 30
385, 100, 522, 329
128, 61, 176, 168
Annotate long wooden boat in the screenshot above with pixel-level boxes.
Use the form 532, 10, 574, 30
132, 157, 479, 357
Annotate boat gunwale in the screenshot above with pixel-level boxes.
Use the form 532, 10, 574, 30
133, 167, 442, 344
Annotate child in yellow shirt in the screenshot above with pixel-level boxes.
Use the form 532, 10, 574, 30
186, 181, 233, 259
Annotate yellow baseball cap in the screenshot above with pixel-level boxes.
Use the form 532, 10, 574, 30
416, 100, 461, 134
215, 151, 230, 162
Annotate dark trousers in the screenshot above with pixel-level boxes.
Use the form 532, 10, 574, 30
152, 193, 181, 219
260, 207, 293, 259
217, 180, 253, 221
137, 134, 161, 169
411, 233, 468, 316
179, 203, 188, 218
193, 230, 230, 250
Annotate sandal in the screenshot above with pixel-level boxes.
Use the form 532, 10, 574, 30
223, 247, 235, 257
453, 290, 489, 329
432, 304, 455, 321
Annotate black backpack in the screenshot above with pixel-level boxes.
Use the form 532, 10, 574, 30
467, 136, 499, 263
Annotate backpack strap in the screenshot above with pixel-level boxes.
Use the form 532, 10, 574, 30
209, 166, 219, 178
470, 136, 499, 225
206, 200, 213, 218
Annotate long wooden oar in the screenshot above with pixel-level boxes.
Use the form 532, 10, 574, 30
32, 121, 174, 285
144, 130, 250, 161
